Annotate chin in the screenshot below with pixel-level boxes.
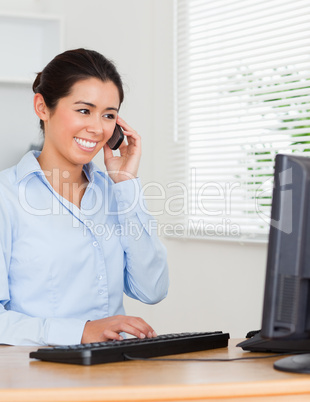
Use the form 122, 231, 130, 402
69, 153, 94, 167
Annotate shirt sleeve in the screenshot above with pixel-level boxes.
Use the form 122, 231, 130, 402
113, 178, 169, 304
0, 306, 87, 346
0, 195, 86, 346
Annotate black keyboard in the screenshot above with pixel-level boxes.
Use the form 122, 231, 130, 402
29, 331, 230, 365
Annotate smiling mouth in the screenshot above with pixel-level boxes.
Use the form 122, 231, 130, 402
74, 137, 97, 149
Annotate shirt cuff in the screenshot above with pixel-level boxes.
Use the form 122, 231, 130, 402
46, 318, 87, 346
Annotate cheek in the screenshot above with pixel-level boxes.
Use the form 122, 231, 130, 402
55, 112, 84, 135
103, 120, 117, 137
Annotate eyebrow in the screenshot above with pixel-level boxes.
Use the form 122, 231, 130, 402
74, 101, 119, 111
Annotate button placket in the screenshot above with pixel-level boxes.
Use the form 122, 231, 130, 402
91, 237, 107, 301
81, 218, 109, 316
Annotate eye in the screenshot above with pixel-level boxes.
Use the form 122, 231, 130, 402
77, 109, 90, 115
103, 113, 117, 120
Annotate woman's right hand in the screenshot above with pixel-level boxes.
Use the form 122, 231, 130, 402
81, 315, 157, 344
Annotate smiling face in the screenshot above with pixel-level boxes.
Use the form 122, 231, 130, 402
36, 77, 120, 170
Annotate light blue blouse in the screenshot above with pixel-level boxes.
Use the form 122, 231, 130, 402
0, 151, 168, 346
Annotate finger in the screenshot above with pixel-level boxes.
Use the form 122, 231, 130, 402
116, 116, 134, 132
117, 134, 141, 160
116, 323, 146, 339
124, 130, 141, 142
118, 137, 128, 152
101, 329, 124, 341
115, 319, 154, 339
103, 143, 114, 160
121, 130, 141, 151
124, 317, 156, 338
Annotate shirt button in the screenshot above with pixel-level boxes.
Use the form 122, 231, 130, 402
98, 275, 103, 280
93, 241, 98, 247
98, 290, 104, 295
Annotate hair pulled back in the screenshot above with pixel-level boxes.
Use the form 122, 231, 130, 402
32, 48, 124, 131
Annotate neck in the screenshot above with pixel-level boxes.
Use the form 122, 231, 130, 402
37, 150, 89, 207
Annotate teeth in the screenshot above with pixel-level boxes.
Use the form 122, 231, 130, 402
74, 137, 96, 148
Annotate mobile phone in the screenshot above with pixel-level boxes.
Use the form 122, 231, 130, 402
107, 124, 124, 150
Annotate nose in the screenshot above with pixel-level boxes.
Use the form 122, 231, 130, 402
86, 116, 104, 135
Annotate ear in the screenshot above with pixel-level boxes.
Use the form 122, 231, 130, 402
33, 93, 49, 122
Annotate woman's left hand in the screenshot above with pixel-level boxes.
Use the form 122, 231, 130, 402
103, 116, 141, 183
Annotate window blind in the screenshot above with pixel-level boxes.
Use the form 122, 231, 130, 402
170, 0, 310, 242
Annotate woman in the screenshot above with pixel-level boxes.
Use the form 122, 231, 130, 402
0, 48, 169, 346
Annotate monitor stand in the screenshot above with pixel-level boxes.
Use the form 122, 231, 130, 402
274, 354, 310, 373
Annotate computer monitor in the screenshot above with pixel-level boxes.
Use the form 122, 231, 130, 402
261, 153, 310, 373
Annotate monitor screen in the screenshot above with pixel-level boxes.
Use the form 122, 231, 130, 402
261, 153, 310, 373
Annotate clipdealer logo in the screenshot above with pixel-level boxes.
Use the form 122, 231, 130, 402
18, 167, 243, 237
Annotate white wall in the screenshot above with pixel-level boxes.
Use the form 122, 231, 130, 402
0, 0, 268, 338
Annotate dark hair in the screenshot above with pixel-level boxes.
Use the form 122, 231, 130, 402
32, 48, 124, 131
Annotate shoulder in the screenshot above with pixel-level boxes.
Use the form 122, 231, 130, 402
0, 151, 42, 206
0, 165, 18, 223
0, 164, 18, 191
